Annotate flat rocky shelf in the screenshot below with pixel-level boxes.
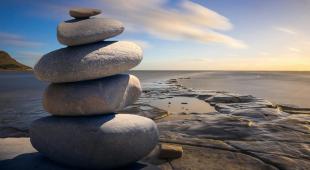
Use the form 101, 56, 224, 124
0, 77, 309, 170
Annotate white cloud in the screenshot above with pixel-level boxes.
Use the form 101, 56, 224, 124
288, 47, 301, 53
33, 0, 246, 48
0, 32, 44, 48
97, 0, 246, 48
274, 27, 297, 35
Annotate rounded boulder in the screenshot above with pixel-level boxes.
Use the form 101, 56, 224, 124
69, 8, 101, 19
30, 114, 159, 169
57, 18, 124, 46
43, 74, 142, 116
34, 41, 142, 83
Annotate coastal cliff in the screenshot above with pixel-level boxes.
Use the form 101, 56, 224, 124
0, 51, 32, 71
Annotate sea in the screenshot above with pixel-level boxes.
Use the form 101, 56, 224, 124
1, 71, 310, 131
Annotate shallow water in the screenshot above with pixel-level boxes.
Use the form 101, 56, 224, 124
0, 71, 199, 131
0, 71, 310, 132
179, 71, 310, 107
149, 97, 215, 114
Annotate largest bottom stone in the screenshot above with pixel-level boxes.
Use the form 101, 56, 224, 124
29, 114, 159, 169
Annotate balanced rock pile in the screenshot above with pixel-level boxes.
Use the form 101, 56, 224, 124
30, 8, 159, 169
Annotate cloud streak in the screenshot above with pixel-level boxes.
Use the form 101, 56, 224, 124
27, 0, 246, 48
274, 27, 297, 35
289, 47, 301, 53
98, 0, 246, 48
0, 32, 44, 48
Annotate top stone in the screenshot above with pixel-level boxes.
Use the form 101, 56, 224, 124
69, 8, 101, 19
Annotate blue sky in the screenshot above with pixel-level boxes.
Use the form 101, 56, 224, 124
1, 0, 310, 70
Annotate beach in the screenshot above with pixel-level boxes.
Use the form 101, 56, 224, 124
0, 71, 309, 169
1, 0, 310, 169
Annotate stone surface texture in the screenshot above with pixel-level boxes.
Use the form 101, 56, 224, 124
1, 78, 310, 169
34, 41, 142, 83
57, 18, 124, 46
3, 62, 310, 169
159, 143, 183, 159
29, 114, 159, 170
69, 8, 101, 19
0, 138, 159, 170
43, 74, 142, 116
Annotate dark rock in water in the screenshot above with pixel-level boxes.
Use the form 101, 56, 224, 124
213, 99, 275, 113
0, 127, 28, 138
206, 93, 255, 103
120, 104, 168, 120
43, 74, 142, 116
167, 79, 177, 84
57, 18, 124, 46
277, 104, 310, 114
69, 8, 101, 19
138, 82, 310, 169
1, 72, 310, 169
30, 114, 159, 170
231, 108, 287, 121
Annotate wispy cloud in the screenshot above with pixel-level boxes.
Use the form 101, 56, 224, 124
0, 32, 44, 48
36, 0, 246, 48
288, 47, 301, 53
98, 0, 246, 48
274, 27, 297, 35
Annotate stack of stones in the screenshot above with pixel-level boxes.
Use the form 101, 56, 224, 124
30, 8, 159, 169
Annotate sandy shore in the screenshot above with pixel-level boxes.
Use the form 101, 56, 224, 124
1, 76, 309, 170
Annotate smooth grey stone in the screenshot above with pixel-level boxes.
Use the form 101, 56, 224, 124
57, 18, 124, 46
43, 74, 142, 116
34, 41, 142, 83
30, 114, 159, 170
69, 8, 101, 19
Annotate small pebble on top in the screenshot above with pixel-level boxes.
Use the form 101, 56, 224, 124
69, 8, 101, 19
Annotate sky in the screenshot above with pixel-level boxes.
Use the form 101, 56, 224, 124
0, 0, 310, 70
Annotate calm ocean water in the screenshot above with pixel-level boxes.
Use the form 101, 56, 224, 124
0, 71, 200, 131
0, 71, 310, 131
179, 71, 310, 107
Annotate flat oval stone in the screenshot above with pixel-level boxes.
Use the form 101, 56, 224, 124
43, 74, 142, 116
30, 114, 159, 169
69, 8, 101, 19
57, 18, 124, 46
34, 41, 142, 83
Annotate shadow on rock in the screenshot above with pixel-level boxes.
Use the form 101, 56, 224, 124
0, 152, 159, 170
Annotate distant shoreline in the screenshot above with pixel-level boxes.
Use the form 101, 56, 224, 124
0, 69, 33, 73
132, 69, 310, 72
1, 69, 310, 73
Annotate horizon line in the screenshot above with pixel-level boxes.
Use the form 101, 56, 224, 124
131, 69, 310, 72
